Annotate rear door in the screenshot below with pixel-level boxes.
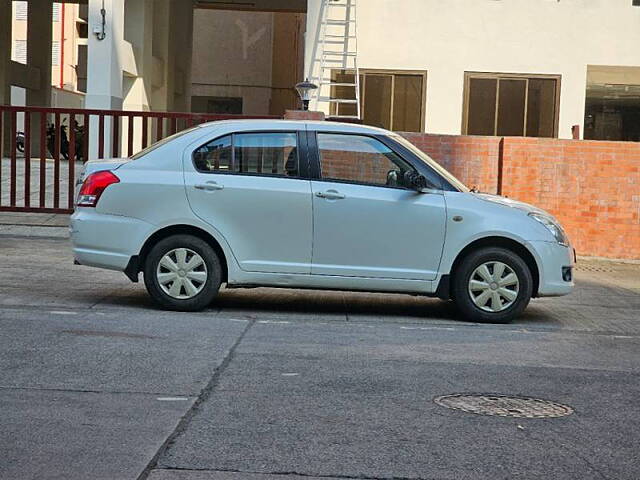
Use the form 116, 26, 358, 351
185, 129, 313, 274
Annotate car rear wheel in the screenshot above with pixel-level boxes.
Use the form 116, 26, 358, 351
143, 234, 222, 311
452, 247, 533, 324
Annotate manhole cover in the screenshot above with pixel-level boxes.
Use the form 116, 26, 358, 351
434, 394, 574, 419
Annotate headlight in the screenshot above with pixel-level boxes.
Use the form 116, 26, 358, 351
529, 213, 569, 246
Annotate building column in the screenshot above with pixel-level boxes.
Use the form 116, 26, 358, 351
0, 0, 12, 157
25, 0, 53, 154
167, 0, 194, 112
0, 0, 11, 106
26, 0, 53, 108
86, 0, 125, 159
150, 0, 194, 113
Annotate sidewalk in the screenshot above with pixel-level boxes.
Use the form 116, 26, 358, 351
0, 212, 69, 238
1, 157, 81, 211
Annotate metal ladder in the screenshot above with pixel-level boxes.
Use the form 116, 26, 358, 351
317, 0, 361, 120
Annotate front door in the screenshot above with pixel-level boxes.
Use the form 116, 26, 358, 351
310, 133, 446, 280
185, 131, 312, 274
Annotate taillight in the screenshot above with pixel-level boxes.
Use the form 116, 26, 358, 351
77, 170, 120, 207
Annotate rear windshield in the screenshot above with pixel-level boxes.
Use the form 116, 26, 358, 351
129, 127, 199, 160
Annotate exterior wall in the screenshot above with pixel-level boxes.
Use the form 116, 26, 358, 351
191, 10, 275, 115
307, 0, 640, 139
11, 2, 82, 95
401, 133, 640, 260
191, 9, 304, 116
51, 86, 84, 109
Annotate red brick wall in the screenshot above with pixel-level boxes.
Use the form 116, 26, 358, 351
400, 133, 640, 260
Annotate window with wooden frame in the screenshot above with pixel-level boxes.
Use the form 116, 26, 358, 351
462, 72, 561, 138
330, 69, 427, 133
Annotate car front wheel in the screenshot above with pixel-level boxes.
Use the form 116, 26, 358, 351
452, 247, 533, 324
143, 234, 222, 311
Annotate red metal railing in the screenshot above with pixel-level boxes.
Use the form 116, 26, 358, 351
0, 105, 277, 214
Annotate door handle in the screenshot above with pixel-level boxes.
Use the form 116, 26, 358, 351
316, 190, 345, 200
195, 182, 224, 192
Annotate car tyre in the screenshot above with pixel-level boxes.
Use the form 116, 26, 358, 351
143, 234, 222, 312
452, 247, 533, 324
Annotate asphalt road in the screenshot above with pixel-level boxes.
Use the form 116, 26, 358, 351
1, 235, 639, 480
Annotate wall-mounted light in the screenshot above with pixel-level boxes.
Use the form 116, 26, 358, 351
295, 79, 318, 111
93, 0, 106, 40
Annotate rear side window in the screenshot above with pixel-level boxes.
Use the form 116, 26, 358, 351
194, 135, 232, 171
193, 132, 299, 177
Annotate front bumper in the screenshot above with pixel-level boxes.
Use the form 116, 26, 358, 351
70, 209, 154, 272
527, 240, 575, 297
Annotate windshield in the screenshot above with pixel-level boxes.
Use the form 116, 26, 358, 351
391, 134, 470, 192
129, 126, 199, 160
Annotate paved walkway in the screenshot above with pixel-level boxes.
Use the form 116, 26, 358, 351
0, 157, 82, 210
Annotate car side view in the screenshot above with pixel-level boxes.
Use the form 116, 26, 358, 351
70, 120, 574, 323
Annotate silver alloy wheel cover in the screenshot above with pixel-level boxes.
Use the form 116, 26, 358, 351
468, 261, 520, 313
156, 248, 208, 300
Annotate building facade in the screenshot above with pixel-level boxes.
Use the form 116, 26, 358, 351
10, 1, 86, 110
306, 0, 640, 141
1, 0, 639, 146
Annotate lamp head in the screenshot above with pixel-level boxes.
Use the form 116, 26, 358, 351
295, 79, 318, 110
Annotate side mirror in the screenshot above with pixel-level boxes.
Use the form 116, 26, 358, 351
403, 170, 428, 191
386, 169, 400, 187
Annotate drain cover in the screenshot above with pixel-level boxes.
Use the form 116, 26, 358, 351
575, 264, 614, 273
434, 394, 574, 419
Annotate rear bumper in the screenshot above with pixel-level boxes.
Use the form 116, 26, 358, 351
527, 240, 575, 297
70, 209, 154, 272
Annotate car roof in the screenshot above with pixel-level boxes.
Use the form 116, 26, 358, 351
196, 119, 394, 136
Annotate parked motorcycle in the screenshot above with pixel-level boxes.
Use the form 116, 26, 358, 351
46, 119, 86, 162
72, 119, 85, 163
47, 121, 70, 160
16, 131, 25, 153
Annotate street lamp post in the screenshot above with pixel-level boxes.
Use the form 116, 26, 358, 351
295, 79, 318, 111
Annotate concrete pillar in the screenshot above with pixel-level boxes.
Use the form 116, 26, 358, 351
0, 0, 11, 106
150, 0, 194, 113
167, 0, 194, 112
86, 0, 125, 159
26, 0, 53, 154
122, 0, 154, 112
0, 0, 12, 157
26, 0, 53, 108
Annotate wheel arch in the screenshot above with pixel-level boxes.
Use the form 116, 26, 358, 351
440, 236, 540, 299
132, 224, 229, 283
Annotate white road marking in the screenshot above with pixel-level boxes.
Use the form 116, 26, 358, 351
281, 373, 299, 377
50, 311, 78, 316
156, 397, 189, 402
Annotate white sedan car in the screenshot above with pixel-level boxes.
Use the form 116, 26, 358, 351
71, 120, 574, 323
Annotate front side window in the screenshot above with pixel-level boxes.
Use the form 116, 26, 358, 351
318, 133, 414, 188
193, 132, 299, 177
